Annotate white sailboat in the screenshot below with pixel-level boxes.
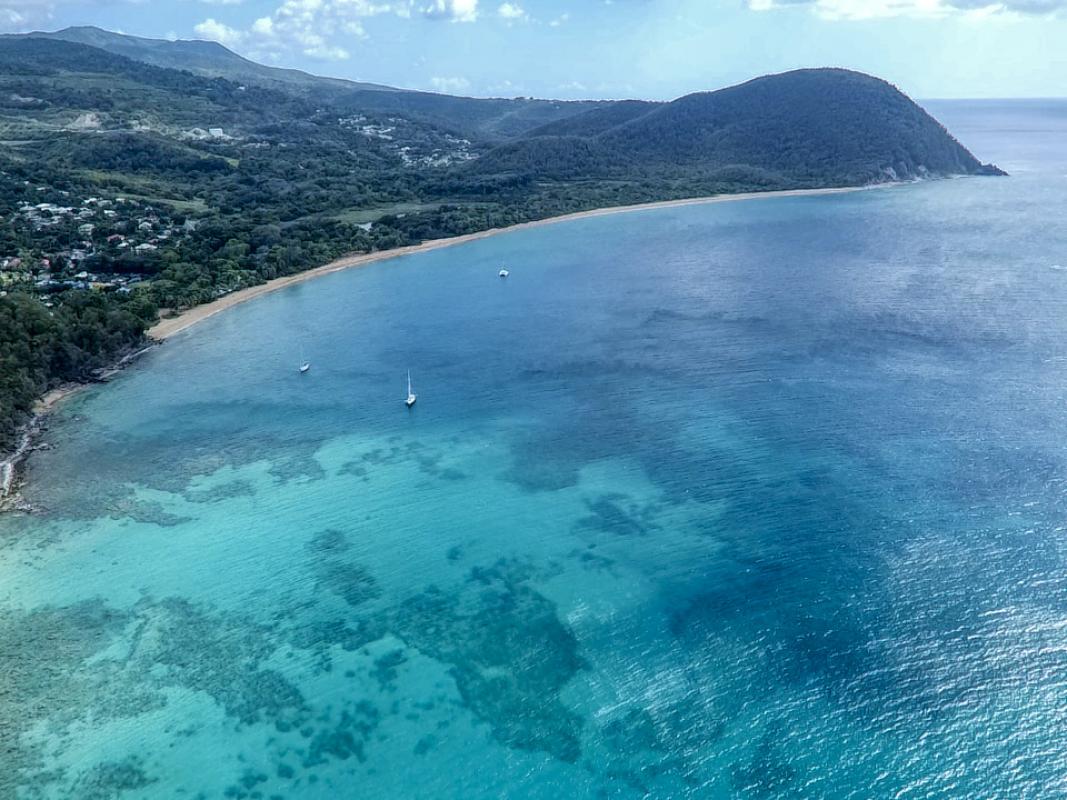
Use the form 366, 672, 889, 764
405, 370, 417, 408
499, 267, 510, 278
298, 343, 311, 373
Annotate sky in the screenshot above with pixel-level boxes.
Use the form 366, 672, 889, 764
1, 0, 1065, 100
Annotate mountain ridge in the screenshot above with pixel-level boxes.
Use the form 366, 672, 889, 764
0, 27, 1007, 179
6, 25, 397, 94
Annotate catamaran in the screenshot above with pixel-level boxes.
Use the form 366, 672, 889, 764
405, 371, 417, 408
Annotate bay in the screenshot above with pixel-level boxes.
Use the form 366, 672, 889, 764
2, 100, 1066, 799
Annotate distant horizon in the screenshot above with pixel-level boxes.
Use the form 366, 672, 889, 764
3, 0, 1065, 101
12, 24, 1067, 105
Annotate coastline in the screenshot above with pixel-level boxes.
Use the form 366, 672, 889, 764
148, 186, 866, 340
0, 344, 155, 510
1, 184, 868, 509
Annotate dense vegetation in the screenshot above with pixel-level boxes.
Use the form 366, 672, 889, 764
0, 292, 154, 444
0, 32, 1002, 452
473, 70, 1005, 186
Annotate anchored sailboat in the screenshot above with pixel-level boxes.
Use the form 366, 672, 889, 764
405, 371, 417, 408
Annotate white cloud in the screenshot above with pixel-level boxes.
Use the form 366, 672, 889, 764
251, 16, 274, 35
429, 75, 471, 92
192, 0, 482, 62
0, 8, 26, 28
557, 80, 587, 92
487, 78, 520, 93
0, 0, 63, 32
194, 17, 246, 47
497, 2, 526, 20
746, 0, 1067, 18
422, 0, 478, 22
303, 41, 351, 59
225, 0, 480, 63
212, 0, 405, 60
549, 11, 570, 26
951, 0, 1067, 9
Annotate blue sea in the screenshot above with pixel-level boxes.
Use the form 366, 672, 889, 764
2, 100, 1067, 799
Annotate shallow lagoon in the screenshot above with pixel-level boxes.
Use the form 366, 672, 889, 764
2, 101, 1067, 799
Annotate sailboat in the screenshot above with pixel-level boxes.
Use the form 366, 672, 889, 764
298, 344, 311, 373
405, 371, 417, 408
499, 267, 510, 278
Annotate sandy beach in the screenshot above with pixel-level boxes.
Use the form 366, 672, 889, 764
149, 186, 865, 341
0, 346, 155, 506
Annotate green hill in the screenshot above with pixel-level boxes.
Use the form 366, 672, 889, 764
524, 100, 662, 138
4, 27, 605, 141
471, 69, 1004, 187
332, 89, 613, 142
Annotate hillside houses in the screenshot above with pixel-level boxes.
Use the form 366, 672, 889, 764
1, 191, 182, 297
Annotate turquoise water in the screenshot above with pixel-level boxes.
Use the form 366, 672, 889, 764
3, 101, 1067, 799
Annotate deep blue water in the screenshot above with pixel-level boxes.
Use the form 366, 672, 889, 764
2, 100, 1066, 799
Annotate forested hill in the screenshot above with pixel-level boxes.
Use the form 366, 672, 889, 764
5, 27, 607, 140
469, 69, 1005, 186
11, 26, 395, 94
0, 33, 1004, 453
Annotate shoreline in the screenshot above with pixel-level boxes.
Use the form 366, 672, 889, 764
148, 186, 866, 340
0, 344, 155, 510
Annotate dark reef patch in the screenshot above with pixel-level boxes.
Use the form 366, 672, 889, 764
372, 649, 408, 691
17, 401, 343, 522
568, 544, 616, 573
105, 497, 192, 527
0, 600, 134, 798
338, 440, 466, 485
283, 616, 384, 660
575, 493, 659, 537
69, 758, 157, 800
268, 453, 326, 484
338, 461, 369, 480
315, 560, 382, 608
413, 733, 438, 756
731, 732, 799, 799
306, 527, 351, 555
300, 702, 380, 768
185, 479, 257, 504
591, 708, 692, 795
0, 564, 607, 799
139, 598, 308, 728
307, 527, 383, 609
387, 559, 585, 762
